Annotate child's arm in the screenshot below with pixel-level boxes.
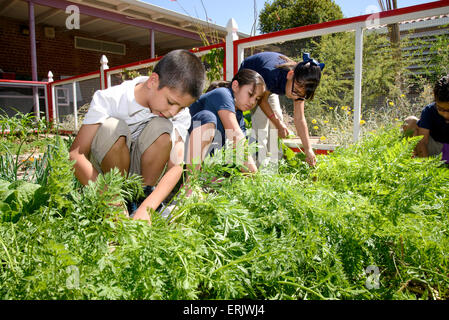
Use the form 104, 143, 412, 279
69, 123, 101, 185
258, 91, 289, 138
132, 132, 185, 223
293, 100, 316, 166
218, 109, 257, 173
415, 127, 430, 157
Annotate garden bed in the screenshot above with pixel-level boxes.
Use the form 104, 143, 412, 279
0, 126, 448, 300
282, 137, 338, 155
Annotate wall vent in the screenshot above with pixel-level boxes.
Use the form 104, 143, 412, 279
75, 36, 126, 55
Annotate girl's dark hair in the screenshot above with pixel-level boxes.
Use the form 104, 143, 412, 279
275, 54, 322, 100
434, 75, 449, 102
206, 80, 229, 93
154, 49, 206, 99
205, 68, 266, 93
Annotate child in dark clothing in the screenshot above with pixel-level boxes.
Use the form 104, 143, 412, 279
403, 75, 449, 163
187, 68, 266, 173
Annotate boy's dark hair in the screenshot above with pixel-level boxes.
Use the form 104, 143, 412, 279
153, 49, 205, 99
205, 69, 265, 93
434, 75, 449, 102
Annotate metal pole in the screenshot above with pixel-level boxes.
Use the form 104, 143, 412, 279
353, 25, 364, 143
150, 29, 155, 59
28, 0, 40, 119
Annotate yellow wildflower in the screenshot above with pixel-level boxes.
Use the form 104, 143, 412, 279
388, 101, 394, 107
311, 119, 317, 124
360, 120, 366, 125
320, 136, 326, 142
329, 107, 334, 110
324, 120, 329, 124
313, 126, 319, 130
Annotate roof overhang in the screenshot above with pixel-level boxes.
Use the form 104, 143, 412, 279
0, 0, 248, 54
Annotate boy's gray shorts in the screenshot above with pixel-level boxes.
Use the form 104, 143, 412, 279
428, 135, 443, 156
89, 117, 173, 176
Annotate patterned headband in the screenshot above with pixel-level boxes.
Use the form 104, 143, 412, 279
302, 53, 325, 70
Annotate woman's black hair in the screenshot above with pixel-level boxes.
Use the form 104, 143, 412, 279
275, 53, 322, 100
434, 75, 449, 102
205, 68, 266, 93
293, 61, 322, 101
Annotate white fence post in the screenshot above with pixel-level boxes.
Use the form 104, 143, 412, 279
226, 18, 239, 81
72, 82, 78, 131
100, 55, 109, 90
353, 25, 364, 143
48, 71, 56, 124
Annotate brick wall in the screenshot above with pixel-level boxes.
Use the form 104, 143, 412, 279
0, 16, 151, 81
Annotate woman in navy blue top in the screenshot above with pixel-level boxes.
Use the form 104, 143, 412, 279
240, 52, 324, 167
187, 68, 266, 173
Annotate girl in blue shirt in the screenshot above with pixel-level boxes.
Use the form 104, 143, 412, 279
240, 52, 324, 167
187, 68, 266, 173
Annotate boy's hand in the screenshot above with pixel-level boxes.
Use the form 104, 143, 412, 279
133, 206, 152, 224
108, 201, 129, 220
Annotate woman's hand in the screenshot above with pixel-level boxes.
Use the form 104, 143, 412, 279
304, 148, 316, 167
277, 121, 290, 139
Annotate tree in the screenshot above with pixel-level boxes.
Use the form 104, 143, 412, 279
258, 0, 343, 34
378, 0, 402, 89
378, 0, 400, 46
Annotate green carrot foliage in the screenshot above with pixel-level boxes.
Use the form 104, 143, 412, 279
0, 126, 448, 299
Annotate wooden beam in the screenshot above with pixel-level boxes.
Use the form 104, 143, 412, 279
151, 13, 164, 21
96, 24, 135, 37
80, 17, 102, 28
0, 0, 18, 15
36, 8, 60, 24
179, 21, 193, 28
116, 30, 148, 42
116, 4, 130, 12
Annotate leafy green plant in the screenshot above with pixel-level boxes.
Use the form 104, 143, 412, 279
200, 48, 225, 84
0, 127, 448, 300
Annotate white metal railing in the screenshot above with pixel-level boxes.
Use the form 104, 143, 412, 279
49, 71, 101, 131
0, 79, 49, 121
103, 44, 225, 89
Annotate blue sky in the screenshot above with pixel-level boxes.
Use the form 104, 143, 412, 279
141, 0, 438, 35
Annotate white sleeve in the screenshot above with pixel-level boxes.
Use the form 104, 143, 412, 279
83, 85, 127, 124
83, 89, 113, 125
171, 108, 191, 143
